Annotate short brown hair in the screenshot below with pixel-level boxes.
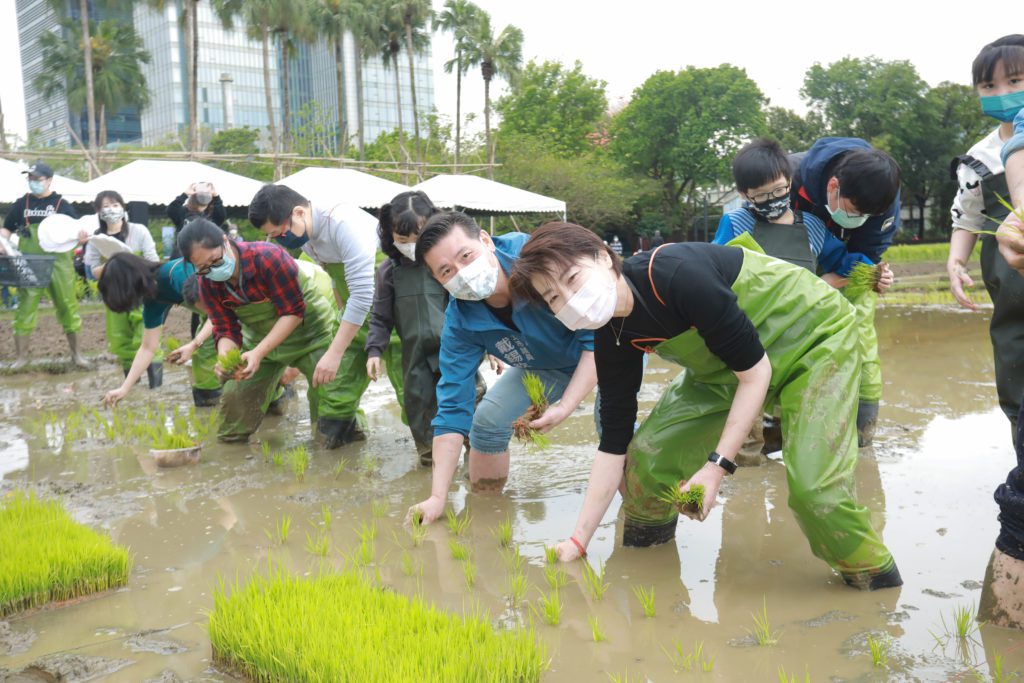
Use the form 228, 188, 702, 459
510, 222, 621, 306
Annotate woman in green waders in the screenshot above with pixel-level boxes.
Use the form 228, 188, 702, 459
178, 218, 354, 447
510, 222, 902, 590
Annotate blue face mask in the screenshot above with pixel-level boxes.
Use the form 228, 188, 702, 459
981, 90, 1024, 122
204, 250, 236, 282
275, 227, 309, 249
28, 180, 46, 196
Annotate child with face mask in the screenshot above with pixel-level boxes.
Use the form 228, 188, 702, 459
948, 34, 1024, 438
83, 190, 164, 387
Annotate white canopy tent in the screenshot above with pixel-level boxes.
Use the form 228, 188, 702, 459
73, 160, 265, 207
0, 158, 90, 204
413, 174, 566, 218
277, 168, 408, 210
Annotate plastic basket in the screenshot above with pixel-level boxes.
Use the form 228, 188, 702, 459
0, 254, 57, 288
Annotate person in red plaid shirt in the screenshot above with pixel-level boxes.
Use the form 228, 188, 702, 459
177, 218, 354, 447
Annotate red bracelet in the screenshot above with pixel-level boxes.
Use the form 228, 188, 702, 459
569, 536, 587, 557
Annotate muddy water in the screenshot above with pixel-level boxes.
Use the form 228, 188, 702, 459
2, 307, 1023, 681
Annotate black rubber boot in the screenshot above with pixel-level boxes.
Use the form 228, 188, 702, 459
318, 417, 364, 450
843, 563, 903, 591
762, 415, 783, 454
623, 518, 677, 547
146, 362, 164, 389
856, 400, 880, 448
191, 387, 222, 407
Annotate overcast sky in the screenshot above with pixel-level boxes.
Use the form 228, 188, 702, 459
0, 1, 1009, 144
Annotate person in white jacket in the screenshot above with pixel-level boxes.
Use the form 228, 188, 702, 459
84, 190, 164, 388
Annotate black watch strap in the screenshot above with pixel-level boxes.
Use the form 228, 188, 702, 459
708, 451, 736, 475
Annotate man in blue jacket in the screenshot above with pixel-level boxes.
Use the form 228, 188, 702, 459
789, 137, 901, 446
407, 212, 598, 524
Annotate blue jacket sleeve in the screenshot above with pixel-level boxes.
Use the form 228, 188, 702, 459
575, 328, 594, 352
842, 197, 900, 263
712, 214, 734, 245
817, 231, 873, 276
432, 323, 485, 439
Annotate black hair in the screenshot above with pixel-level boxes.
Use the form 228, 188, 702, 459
414, 211, 481, 263
182, 274, 201, 307
177, 217, 228, 262
973, 35, 1024, 86
97, 252, 161, 313
834, 149, 901, 216
378, 191, 439, 259
93, 190, 126, 212
731, 138, 791, 193
248, 183, 309, 228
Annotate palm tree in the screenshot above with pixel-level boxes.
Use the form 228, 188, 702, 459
389, 0, 432, 167
367, 0, 410, 164
464, 15, 523, 177
434, 0, 480, 171
314, 0, 357, 156
35, 18, 151, 149
141, 0, 200, 153
274, 1, 314, 154
45, 0, 98, 172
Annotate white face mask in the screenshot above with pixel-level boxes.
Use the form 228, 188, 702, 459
443, 250, 499, 301
554, 268, 618, 330
394, 241, 417, 262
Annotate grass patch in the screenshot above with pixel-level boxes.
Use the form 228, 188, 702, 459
0, 491, 131, 617
208, 568, 547, 681
885, 242, 979, 264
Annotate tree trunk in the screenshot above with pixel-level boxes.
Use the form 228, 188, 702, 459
354, 37, 365, 160
260, 28, 280, 176
99, 102, 107, 148
281, 34, 291, 154
0, 95, 7, 151
78, 0, 98, 175
403, 22, 421, 172
191, 0, 199, 153
334, 38, 346, 159
484, 73, 492, 179
454, 52, 461, 171
182, 1, 195, 156
391, 51, 408, 166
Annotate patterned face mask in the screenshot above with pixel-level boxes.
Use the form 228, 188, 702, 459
99, 206, 125, 224
749, 195, 790, 222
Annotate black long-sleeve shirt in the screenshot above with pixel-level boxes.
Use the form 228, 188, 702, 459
166, 193, 226, 231
597, 243, 764, 455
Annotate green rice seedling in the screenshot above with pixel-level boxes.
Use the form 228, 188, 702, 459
0, 491, 131, 616
400, 550, 420, 578
543, 564, 567, 591
445, 508, 472, 537
633, 585, 656, 618
207, 568, 547, 681
355, 537, 375, 567
544, 545, 559, 565
971, 654, 1019, 683
260, 441, 271, 461
952, 604, 980, 639
607, 673, 631, 683
357, 522, 377, 543
150, 430, 196, 450
844, 261, 887, 298
319, 505, 332, 531
507, 572, 528, 607
535, 589, 562, 626
493, 515, 513, 548
512, 372, 552, 448
657, 482, 706, 515
162, 336, 183, 353
588, 615, 605, 642
580, 560, 610, 601
360, 453, 381, 476
287, 446, 309, 480
506, 544, 527, 575
217, 348, 245, 377
371, 500, 388, 518
449, 539, 470, 561
305, 532, 329, 558
748, 597, 779, 646
276, 515, 292, 545
409, 510, 427, 547
332, 459, 347, 478
867, 634, 890, 668
271, 451, 284, 468
463, 558, 477, 589
663, 640, 715, 673
777, 667, 810, 683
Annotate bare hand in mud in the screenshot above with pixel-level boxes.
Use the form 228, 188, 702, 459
555, 539, 582, 562
529, 403, 570, 433
679, 464, 724, 522
167, 342, 195, 365
366, 356, 381, 381
876, 264, 894, 293
487, 353, 504, 375
103, 387, 128, 408
997, 212, 1024, 275
947, 262, 977, 311
313, 349, 342, 387
407, 495, 445, 526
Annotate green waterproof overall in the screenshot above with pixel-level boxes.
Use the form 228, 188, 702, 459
624, 247, 895, 581
319, 261, 404, 426
181, 304, 220, 392
13, 223, 81, 337
217, 262, 355, 441
99, 247, 165, 370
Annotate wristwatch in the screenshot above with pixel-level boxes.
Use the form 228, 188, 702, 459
708, 451, 736, 475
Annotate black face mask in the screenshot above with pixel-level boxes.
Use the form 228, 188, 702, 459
750, 195, 790, 222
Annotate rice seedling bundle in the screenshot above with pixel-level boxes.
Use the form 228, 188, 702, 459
0, 491, 131, 617
844, 262, 886, 299
512, 372, 552, 449
151, 431, 196, 450
217, 349, 245, 378
208, 568, 547, 681
657, 483, 706, 516
163, 336, 183, 353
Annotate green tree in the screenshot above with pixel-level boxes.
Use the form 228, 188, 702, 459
45, 0, 98, 169
764, 106, 826, 153
463, 13, 523, 177
390, 0, 432, 167
495, 60, 607, 158
366, 0, 415, 164
434, 0, 482, 169
208, 126, 274, 181
314, 0, 360, 155
611, 65, 765, 228
36, 18, 151, 149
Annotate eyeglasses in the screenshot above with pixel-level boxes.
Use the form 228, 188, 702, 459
746, 185, 791, 204
195, 247, 225, 276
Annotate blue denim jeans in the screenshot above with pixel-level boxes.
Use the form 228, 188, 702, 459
469, 366, 600, 454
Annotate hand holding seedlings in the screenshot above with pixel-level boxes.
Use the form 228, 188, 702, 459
997, 210, 1024, 275
876, 263, 894, 292
675, 465, 723, 521
216, 348, 246, 381
513, 372, 554, 448
406, 494, 445, 526
658, 481, 706, 517
554, 538, 584, 562
102, 386, 129, 408
238, 349, 265, 380
167, 339, 197, 365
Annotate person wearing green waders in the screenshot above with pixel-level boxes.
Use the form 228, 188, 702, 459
179, 218, 352, 446
83, 190, 164, 388
249, 184, 401, 447
96, 253, 221, 408
510, 222, 902, 590
0, 160, 90, 370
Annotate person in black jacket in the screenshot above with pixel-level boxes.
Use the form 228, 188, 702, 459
167, 182, 227, 258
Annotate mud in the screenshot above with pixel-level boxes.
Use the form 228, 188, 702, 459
1, 307, 1024, 681
0, 622, 36, 656
1, 654, 134, 682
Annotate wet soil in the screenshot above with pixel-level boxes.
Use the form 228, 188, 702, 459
1, 307, 1023, 681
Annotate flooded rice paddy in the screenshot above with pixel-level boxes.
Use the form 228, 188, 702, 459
1, 306, 1022, 682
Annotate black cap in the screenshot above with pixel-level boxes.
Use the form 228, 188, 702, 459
22, 160, 54, 178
